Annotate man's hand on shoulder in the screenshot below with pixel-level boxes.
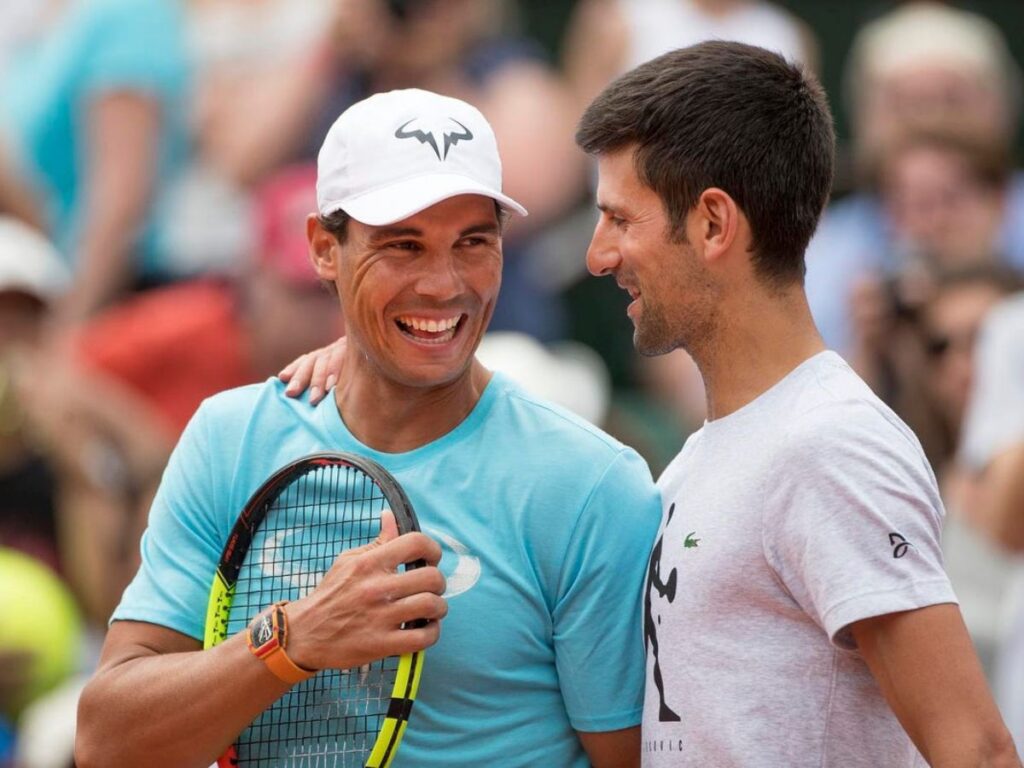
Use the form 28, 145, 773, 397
279, 336, 346, 404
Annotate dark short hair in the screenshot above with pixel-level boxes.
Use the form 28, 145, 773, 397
316, 199, 509, 244
575, 41, 835, 286
318, 208, 352, 243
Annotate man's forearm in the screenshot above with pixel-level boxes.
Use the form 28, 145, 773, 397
921, 722, 1021, 768
76, 628, 290, 768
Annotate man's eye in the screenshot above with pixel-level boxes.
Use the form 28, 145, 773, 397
387, 241, 419, 251
604, 212, 626, 228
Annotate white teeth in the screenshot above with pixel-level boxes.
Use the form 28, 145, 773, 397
397, 315, 460, 332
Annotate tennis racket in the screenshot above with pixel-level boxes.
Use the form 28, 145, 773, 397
203, 452, 425, 768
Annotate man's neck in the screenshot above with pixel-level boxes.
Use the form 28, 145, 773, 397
693, 284, 826, 422
333, 357, 492, 453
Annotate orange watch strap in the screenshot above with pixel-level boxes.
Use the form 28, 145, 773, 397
262, 644, 315, 685
248, 602, 315, 685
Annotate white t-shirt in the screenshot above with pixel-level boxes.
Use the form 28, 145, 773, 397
642, 351, 957, 767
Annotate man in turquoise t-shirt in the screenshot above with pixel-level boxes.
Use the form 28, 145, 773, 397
76, 89, 660, 767
0, 0, 188, 316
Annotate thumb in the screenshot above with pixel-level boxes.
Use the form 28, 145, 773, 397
333, 508, 401, 568
377, 508, 399, 544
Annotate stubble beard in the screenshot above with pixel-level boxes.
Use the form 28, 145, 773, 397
632, 244, 718, 358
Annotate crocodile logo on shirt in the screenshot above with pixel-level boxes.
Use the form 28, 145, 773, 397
684, 532, 700, 549
888, 532, 913, 559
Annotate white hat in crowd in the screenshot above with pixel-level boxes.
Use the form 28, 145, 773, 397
0, 216, 69, 303
476, 332, 611, 427
316, 88, 527, 225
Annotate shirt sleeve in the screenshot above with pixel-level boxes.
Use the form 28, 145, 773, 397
112, 402, 227, 640
762, 403, 958, 650
959, 297, 1024, 471
80, 0, 187, 98
551, 448, 662, 732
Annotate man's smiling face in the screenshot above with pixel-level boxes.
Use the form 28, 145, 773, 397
586, 148, 717, 357
328, 194, 502, 389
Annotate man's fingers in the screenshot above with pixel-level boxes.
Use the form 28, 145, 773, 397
309, 352, 331, 404
279, 337, 347, 400
278, 358, 298, 382
390, 591, 449, 625
326, 338, 346, 385
374, 531, 442, 570
381, 623, 442, 656
284, 354, 315, 396
389, 564, 446, 599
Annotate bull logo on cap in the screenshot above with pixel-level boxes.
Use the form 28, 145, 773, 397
394, 118, 474, 161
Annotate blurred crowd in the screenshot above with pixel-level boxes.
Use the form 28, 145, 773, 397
1, 0, 1023, 764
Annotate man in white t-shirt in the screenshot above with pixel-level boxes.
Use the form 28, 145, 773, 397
576, 41, 1020, 767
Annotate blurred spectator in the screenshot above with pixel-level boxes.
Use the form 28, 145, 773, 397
0, 218, 72, 768
956, 293, 1024, 751
914, 267, 1018, 477
845, 2, 1019, 180
564, 0, 815, 111
189, 0, 583, 339
154, 0, 334, 278
16, 164, 342, 625
805, 1, 1024, 356
880, 130, 1010, 276
847, 128, 1014, 411
0, 218, 69, 572
0, 0, 189, 322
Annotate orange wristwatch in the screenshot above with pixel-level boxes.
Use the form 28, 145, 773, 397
246, 601, 315, 685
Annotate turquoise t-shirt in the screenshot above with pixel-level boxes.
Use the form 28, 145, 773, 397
114, 374, 661, 766
0, 0, 187, 271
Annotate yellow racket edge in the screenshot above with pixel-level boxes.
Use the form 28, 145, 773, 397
204, 568, 233, 650
366, 650, 424, 768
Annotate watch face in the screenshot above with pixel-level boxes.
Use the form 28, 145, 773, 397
255, 614, 275, 646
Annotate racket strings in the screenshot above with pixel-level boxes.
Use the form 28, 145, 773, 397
228, 463, 395, 766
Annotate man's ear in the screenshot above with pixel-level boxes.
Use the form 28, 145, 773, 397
307, 214, 340, 280
694, 188, 740, 266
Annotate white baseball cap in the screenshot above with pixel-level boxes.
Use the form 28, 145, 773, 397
316, 88, 528, 225
0, 216, 69, 302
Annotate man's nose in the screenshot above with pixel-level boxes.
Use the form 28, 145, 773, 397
586, 218, 620, 277
414, 250, 465, 299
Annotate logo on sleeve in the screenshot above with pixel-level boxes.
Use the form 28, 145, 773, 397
888, 532, 913, 559
683, 532, 700, 549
